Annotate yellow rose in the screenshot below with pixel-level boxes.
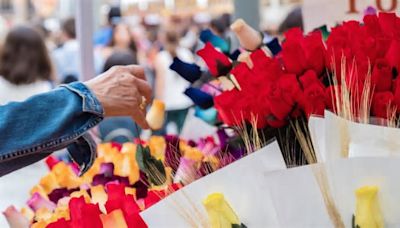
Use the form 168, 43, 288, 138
203, 193, 240, 228
355, 186, 384, 228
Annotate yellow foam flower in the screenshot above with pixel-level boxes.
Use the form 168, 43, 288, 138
70, 189, 91, 203
35, 208, 53, 223
52, 163, 82, 189
120, 142, 137, 154
148, 136, 166, 161
31, 220, 48, 228
39, 173, 59, 194
125, 187, 136, 198
355, 186, 384, 228
97, 143, 120, 158
91, 185, 108, 208
100, 209, 128, 228
113, 151, 140, 184
146, 99, 165, 130
81, 157, 104, 184
203, 193, 240, 228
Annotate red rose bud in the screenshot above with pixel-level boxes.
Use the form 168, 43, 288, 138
281, 30, 307, 75
371, 58, 392, 92
302, 82, 326, 117
267, 75, 301, 120
231, 19, 263, 51
385, 39, 400, 71
371, 91, 395, 119
304, 31, 326, 76
197, 42, 232, 77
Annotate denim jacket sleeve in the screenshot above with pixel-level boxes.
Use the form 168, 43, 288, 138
0, 82, 104, 177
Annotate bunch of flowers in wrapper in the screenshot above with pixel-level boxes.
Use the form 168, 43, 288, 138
171, 12, 400, 166
4, 133, 245, 228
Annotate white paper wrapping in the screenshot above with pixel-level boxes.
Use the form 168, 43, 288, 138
140, 141, 286, 227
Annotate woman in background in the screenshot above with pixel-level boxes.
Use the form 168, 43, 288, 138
154, 29, 193, 135
0, 25, 53, 218
0, 25, 53, 104
99, 23, 138, 63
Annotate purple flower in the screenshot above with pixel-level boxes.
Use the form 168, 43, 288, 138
27, 193, 56, 212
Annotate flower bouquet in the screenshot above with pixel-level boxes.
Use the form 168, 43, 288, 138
171, 12, 400, 167
3, 133, 249, 228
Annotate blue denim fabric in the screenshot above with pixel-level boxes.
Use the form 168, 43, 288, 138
0, 82, 104, 177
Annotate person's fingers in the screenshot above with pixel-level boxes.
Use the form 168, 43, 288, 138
124, 65, 146, 80
132, 109, 150, 129
135, 78, 152, 106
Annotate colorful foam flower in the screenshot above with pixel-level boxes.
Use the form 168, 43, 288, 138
170, 57, 202, 83
200, 29, 230, 54
27, 192, 57, 212
197, 42, 232, 77
146, 99, 165, 131
3, 206, 30, 228
184, 87, 215, 109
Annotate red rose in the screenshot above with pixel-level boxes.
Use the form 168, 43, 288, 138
371, 91, 394, 119
299, 70, 319, 88
302, 82, 326, 117
385, 39, 400, 71
267, 74, 301, 120
371, 58, 393, 92
304, 31, 326, 76
378, 12, 397, 37
197, 42, 232, 77
281, 29, 307, 75
214, 89, 243, 126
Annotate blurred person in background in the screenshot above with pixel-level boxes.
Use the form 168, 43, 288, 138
98, 50, 141, 143
53, 18, 80, 83
94, 5, 122, 46
53, 18, 103, 83
154, 29, 193, 135
0, 25, 54, 212
99, 23, 138, 65
0, 25, 53, 105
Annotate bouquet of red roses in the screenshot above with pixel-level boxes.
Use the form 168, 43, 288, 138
171, 12, 400, 165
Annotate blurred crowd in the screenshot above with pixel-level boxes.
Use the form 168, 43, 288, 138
0, 5, 302, 142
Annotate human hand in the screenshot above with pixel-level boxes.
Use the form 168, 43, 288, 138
85, 65, 152, 129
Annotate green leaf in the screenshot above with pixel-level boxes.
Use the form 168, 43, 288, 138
135, 144, 147, 171
136, 144, 167, 186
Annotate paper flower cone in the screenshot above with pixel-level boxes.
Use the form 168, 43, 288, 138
184, 87, 214, 109
355, 186, 383, 228
203, 193, 241, 228
231, 19, 262, 51
3, 206, 30, 228
146, 99, 165, 130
